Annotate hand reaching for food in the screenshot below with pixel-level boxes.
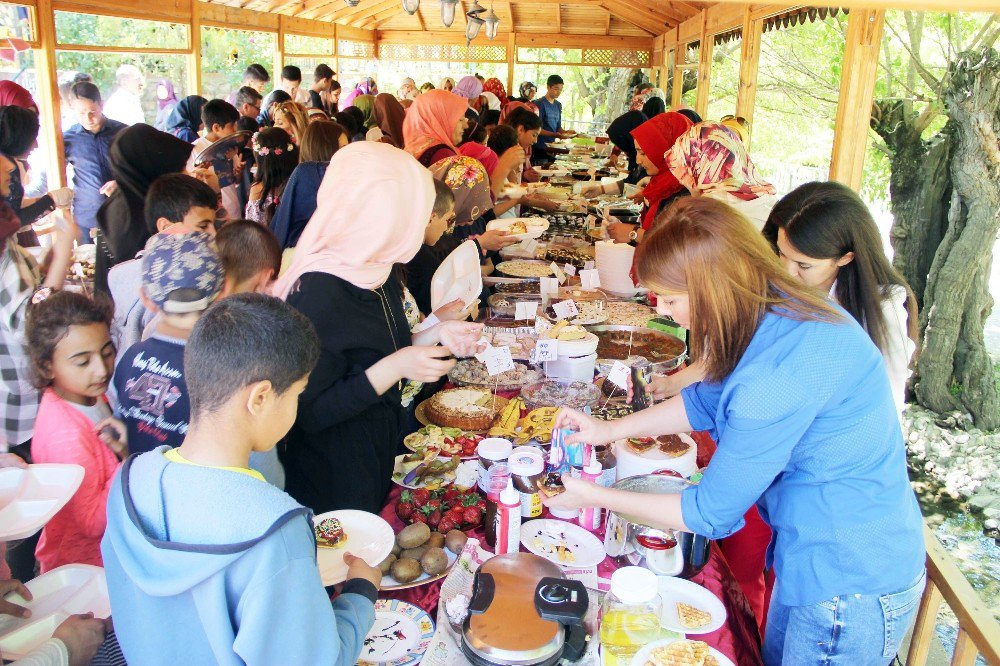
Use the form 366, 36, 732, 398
437, 321, 485, 357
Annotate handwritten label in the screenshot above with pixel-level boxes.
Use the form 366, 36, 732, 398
534, 317, 553, 337
552, 299, 580, 320
514, 300, 538, 322
540, 277, 559, 296
585, 214, 596, 230
534, 339, 559, 362
607, 361, 630, 389
550, 262, 567, 285
583, 260, 596, 271
520, 238, 539, 255
478, 345, 516, 375
579, 269, 601, 290
563, 263, 577, 276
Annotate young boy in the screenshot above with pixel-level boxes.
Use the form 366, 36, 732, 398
108, 174, 218, 360
186, 99, 243, 220
102, 293, 380, 665
278, 65, 309, 105
532, 74, 575, 164
112, 232, 223, 455
216, 220, 282, 296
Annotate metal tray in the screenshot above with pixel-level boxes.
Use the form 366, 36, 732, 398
588, 325, 687, 374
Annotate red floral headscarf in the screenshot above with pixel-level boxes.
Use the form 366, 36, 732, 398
482, 78, 509, 107
667, 122, 776, 202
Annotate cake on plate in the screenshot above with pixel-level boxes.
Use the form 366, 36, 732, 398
425, 387, 500, 431
314, 517, 346, 548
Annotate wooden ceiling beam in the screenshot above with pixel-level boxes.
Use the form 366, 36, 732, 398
610, 0, 673, 27
347, 0, 401, 26
596, 1, 660, 34
359, 4, 406, 28
603, 9, 610, 35
297, 0, 346, 19
554, 3, 560, 32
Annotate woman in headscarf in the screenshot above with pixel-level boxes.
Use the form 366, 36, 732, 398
0, 81, 37, 112
628, 82, 654, 111
164, 95, 207, 142
420, 82, 435, 94
452, 75, 485, 113
153, 79, 180, 131
94, 124, 193, 292
667, 121, 778, 230
606, 95, 667, 184
481, 78, 508, 109
402, 89, 470, 167
396, 78, 418, 102
258, 90, 291, 127
517, 81, 537, 103
273, 142, 481, 514
340, 77, 378, 109
351, 94, 375, 133
371, 93, 406, 148
439, 77, 455, 92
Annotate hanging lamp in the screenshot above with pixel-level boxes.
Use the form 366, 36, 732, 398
467, 0, 486, 17
441, 0, 458, 27
401, 0, 419, 14
344, 0, 360, 6
483, 5, 499, 40
465, 14, 484, 45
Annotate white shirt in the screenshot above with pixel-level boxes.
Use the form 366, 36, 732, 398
68, 398, 111, 425
831, 282, 915, 415
103, 89, 145, 126
705, 191, 779, 231
274, 87, 311, 106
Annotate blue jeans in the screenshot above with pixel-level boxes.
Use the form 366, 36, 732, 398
762, 571, 926, 665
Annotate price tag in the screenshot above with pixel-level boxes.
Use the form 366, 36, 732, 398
478, 345, 516, 375
520, 238, 539, 255
607, 361, 630, 389
579, 269, 601, 290
563, 263, 577, 276
534, 317, 553, 336
585, 214, 596, 230
583, 260, 596, 271
550, 262, 567, 285
514, 300, 538, 322
540, 277, 559, 296
534, 339, 559, 362
552, 299, 580, 320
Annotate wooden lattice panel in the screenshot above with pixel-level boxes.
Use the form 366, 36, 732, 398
337, 38, 375, 58
582, 48, 650, 67
378, 42, 507, 62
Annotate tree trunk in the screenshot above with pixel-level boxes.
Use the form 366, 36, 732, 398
915, 48, 1000, 431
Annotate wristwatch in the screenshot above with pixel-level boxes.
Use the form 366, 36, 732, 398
627, 229, 639, 246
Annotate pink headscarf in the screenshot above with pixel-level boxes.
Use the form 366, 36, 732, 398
458, 142, 500, 178
272, 142, 434, 297
667, 122, 776, 202
0, 80, 36, 109
402, 89, 469, 159
452, 76, 483, 100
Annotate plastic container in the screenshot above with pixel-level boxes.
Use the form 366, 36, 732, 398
509, 447, 545, 520
544, 352, 597, 382
483, 463, 510, 549
578, 452, 602, 530
595, 444, 617, 488
493, 478, 521, 555
477, 438, 513, 492
599, 567, 662, 660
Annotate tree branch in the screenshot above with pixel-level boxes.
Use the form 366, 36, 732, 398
886, 19, 942, 90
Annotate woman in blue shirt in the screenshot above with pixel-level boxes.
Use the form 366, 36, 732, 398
548, 197, 925, 664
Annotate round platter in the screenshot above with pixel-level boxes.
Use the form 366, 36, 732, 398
447, 359, 543, 392
357, 599, 435, 666
380, 547, 459, 591
494, 260, 554, 279
414, 395, 510, 433
313, 510, 394, 587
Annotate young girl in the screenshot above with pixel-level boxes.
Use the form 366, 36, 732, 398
245, 128, 299, 227
27, 290, 126, 573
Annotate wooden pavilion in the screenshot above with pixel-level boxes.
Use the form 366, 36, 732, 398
1, 0, 998, 661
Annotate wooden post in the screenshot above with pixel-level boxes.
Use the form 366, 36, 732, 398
829, 8, 884, 190
506, 32, 516, 96
35, 0, 64, 188
671, 29, 683, 108
735, 6, 760, 148
951, 630, 979, 666
188, 0, 202, 96
333, 23, 339, 78
694, 11, 711, 118
906, 578, 943, 666
275, 14, 286, 83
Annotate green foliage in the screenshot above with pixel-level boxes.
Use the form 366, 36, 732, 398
54, 11, 188, 49
200, 27, 276, 100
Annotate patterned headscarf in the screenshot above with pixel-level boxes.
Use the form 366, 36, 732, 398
519, 81, 537, 100
482, 78, 508, 107
629, 85, 653, 112
341, 78, 378, 109
630, 112, 692, 230
667, 122, 776, 202
429, 156, 492, 225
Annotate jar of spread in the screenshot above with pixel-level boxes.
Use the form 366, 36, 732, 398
595, 444, 617, 487
477, 438, 513, 492
509, 446, 545, 519
483, 463, 510, 548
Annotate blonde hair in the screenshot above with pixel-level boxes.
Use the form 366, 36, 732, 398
273, 101, 309, 143
636, 197, 842, 382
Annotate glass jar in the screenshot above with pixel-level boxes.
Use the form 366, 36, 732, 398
599, 567, 662, 660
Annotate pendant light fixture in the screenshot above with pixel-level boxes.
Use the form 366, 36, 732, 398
465, 14, 484, 45
344, 0, 360, 6
401, 0, 419, 14
467, 0, 486, 17
440, 0, 458, 27
483, 4, 500, 40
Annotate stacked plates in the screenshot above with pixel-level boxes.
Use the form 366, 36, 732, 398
595, 240, 638, 297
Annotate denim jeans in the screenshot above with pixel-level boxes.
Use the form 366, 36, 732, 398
762, 571, 926, 665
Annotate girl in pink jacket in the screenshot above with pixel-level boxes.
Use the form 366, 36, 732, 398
26, 290, 126, 572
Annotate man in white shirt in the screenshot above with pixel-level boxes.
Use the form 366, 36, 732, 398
103, 64, 146, 126
275, 65, 310, 106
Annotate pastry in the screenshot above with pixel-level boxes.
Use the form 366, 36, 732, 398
677, 602, 712, 629
604, 301, 657, 327
448, 359, 541, 389
425, 387, 501, 431
646, 640, 716, 666
596, 329, 685, 363
314, 517, 346, 549
657, 435, 690, 458
522, 380, 601, 411
535, 472, 566, 497
627, 437, 657, 454
495, 260, 553, 278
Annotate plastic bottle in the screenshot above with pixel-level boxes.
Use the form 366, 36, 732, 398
493, 477, 521, 555
484, 463, 510, 548
578, 451, 603, 530
599, 567, 662, 660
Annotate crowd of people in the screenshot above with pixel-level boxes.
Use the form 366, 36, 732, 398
0, 55, 925, 666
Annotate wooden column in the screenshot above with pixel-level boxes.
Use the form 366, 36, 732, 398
275, 14, 286, 81
333, 23, 339, 78
671, 30, 683, 108
188, 0, 202, 96
735, 6, 760, 148
694, 11, 712, 118
506, 32, 516, 95
829, 8, 884, 190
35, 0, 64, 188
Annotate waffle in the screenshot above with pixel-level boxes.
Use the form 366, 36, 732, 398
677, 602, 713, 629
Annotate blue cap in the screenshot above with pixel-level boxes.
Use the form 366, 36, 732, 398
141, 232, 223, 314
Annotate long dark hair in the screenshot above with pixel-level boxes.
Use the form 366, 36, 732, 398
762, 181, 918, 354
251, 127, 298, 224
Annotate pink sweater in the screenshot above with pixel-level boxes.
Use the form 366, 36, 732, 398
31, 389, 121, 573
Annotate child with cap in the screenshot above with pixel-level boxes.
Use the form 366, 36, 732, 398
112, 232, 222, 455
102, 293, 380, 666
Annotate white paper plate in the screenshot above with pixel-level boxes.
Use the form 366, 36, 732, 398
631, 638, 734, 666
486, 217, 550, 240
431, 240, 482, 311
357, 599, 435, 666
0, 564, 109, 660
656, 576, 727, 635
314, 510, 394, 587
0, 464, 85, 542
520, 518, 606, 568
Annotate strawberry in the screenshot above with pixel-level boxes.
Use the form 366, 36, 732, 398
412, 488, 431, 506
463, 506, 482, 526
427, 509, 441, 528
461, 493, 481, 507
442, 488, 459, 504
427, 498, 442, 512
411, 511, 428, 524
438, 516, 456, 533
449, 505, 465, 519
396, 502, 414, 520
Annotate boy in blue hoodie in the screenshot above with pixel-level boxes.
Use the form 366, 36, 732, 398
101, 293, 380, 665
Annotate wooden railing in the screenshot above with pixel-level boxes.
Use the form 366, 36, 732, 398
906, 526, 1000, 666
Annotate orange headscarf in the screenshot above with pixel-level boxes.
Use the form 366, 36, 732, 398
402, 89, 469, 160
